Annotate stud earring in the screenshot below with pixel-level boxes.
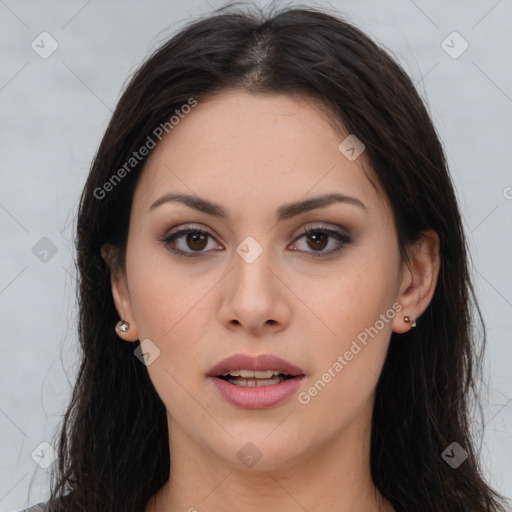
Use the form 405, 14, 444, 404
116, 319, 130, 332
404, 316, 416, 328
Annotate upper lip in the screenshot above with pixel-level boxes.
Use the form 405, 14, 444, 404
208, 353, 305, 377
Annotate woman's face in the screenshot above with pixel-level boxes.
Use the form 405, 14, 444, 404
110, 90, 417, 471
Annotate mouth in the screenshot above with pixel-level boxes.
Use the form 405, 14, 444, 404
217, 369, 297, 387
208, 352, 305, 382
207, 353, 306, 409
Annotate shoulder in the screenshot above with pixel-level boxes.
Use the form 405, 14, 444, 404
18, 502, 48, 511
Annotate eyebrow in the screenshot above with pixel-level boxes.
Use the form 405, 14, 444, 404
148, 192, 367, 220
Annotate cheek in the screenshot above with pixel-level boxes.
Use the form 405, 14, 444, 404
301, 244, 400, 346
125, 243, 217, 383
126, 238, 208, 338
295, 246, 399, 417
126, 257, 216, 422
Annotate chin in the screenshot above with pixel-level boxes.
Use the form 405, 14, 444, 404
211, 431, 307, 471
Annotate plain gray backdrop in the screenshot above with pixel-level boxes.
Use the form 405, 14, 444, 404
1, 0, 511, 510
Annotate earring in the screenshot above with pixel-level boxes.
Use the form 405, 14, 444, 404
116, 319, 130, 332
404, 316, 417, 328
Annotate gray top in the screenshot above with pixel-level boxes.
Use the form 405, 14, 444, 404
19, 502, 47, 511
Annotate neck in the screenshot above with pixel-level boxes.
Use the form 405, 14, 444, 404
145, 405, 394, 512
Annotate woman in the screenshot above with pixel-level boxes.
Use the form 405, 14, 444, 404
21, 3, 509, 512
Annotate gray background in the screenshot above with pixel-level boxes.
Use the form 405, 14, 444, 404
1, 0, 511, 510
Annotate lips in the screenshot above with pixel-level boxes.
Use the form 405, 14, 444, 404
207, 353, 306, 409
207, 353, 305, 378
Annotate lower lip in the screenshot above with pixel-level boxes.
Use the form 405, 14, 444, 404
210, 376, 305, 409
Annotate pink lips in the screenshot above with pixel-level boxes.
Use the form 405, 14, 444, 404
207, 353, 306, 410
208, 353, 305, 378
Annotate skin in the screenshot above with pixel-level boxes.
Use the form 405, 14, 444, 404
103, 90, 440, 512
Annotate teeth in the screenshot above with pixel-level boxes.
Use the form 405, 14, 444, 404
226, 376, 283, 387
243, 369, 273, 378
221, 369, 290, 378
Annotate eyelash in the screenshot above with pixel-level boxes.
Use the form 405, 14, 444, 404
160, 223, 352, 259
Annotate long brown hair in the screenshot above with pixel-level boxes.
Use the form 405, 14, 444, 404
45, 3, 508, 511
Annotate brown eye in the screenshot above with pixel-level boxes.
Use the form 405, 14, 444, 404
185, 232, 208, 251
290, 224, 352, 256
161, 226, 222, 258
305, 231, 329, 251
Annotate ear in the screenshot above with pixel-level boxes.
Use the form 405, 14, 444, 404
392, 229, 441, 333
101, 243, 139, 342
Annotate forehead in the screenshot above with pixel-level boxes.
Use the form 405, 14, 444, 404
132, 90, 385, 219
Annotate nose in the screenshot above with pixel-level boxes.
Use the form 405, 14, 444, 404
218, 247, 292, 336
